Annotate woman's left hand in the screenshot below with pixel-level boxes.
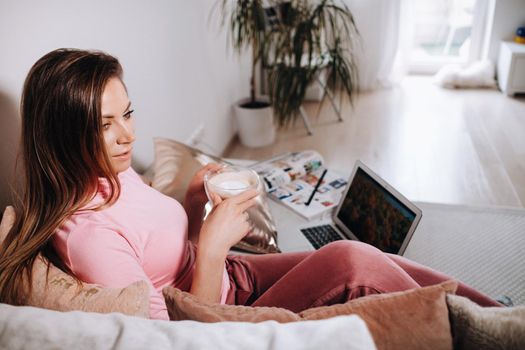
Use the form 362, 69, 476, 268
184, 163, 224, 208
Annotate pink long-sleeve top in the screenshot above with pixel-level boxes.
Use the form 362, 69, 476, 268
52, 166, 230, 320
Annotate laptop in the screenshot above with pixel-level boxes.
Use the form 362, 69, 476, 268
296, 160, 422, 255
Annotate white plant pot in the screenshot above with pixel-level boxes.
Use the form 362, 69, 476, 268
234, 97, 276, 148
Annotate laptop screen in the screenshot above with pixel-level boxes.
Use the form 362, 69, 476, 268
336, 167, 417, 254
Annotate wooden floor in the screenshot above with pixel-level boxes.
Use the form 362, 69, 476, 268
225, 76, 525, 208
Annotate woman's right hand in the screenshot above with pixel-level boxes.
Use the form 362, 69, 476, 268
198, 189, 259, 257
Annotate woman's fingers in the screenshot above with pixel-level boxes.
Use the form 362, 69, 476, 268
203, 163, 224, 172
210, 191, 223, 206
197, 163, 223, 177
230, 189, 259, 204
237, 197, 258, 213
216, 189, 258, 213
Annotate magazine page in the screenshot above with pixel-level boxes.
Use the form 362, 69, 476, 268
250, 150, 324, 191
267, 167, 348, 220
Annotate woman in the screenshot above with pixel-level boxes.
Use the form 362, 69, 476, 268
0, 49, 499, 320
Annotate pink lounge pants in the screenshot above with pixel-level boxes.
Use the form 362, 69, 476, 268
225, 241, 500, 310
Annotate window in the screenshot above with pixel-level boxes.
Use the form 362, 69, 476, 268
408, 0, 492, 73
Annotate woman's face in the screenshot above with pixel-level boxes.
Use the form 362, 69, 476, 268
100, 77, 135, 174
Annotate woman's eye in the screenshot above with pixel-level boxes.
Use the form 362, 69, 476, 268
124, 109, 134, 120
103, 123, 111, 130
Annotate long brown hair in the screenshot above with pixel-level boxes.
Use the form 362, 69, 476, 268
0, 48, 124, 305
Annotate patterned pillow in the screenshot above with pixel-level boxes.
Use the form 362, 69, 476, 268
0, 206, 150, 318
163, 280, 458, 350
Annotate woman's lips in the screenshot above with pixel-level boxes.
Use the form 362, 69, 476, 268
113, 149, 132, 160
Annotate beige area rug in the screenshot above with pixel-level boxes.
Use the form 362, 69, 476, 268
404, 202, 525, 306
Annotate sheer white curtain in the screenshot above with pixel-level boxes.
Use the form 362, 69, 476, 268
344, 0, 412, 90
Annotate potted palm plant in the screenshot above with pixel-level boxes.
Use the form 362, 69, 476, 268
220, 0, 359, 145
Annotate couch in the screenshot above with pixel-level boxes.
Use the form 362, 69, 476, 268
1, 139, 524, 350
1, 282, 524, 350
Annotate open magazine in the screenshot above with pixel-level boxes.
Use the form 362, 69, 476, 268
250, 151, 348, 220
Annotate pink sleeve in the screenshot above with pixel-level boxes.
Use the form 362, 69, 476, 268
66, 227, 169, 320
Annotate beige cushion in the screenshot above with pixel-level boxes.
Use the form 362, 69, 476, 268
447, 294, 525, 350
151, 138, 225, 203
163, 280, 458, 350
0, 206, 150, 318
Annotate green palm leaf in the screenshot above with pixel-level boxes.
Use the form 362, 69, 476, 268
220, 0, 359, 127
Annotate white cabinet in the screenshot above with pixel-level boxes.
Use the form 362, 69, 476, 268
497, 41, 525, 96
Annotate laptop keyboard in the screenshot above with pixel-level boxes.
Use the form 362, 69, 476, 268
300, 224, 343, 250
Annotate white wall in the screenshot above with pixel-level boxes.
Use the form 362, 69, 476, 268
485, 0, 525, 62
0, 0, 250, 211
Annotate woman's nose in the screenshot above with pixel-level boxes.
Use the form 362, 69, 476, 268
117, 123, 135, 145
